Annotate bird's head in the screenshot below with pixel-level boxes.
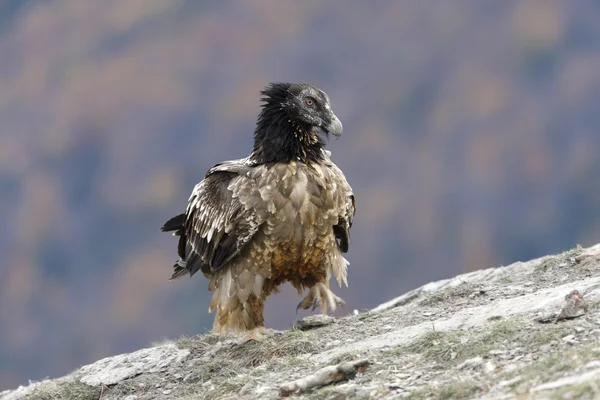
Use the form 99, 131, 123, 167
273, 82, 343, 138
252, 82, 343, 164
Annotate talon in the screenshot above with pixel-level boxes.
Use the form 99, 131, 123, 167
297, 282, 345, 315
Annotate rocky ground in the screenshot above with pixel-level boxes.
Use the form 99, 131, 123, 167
4, 243, 600, 400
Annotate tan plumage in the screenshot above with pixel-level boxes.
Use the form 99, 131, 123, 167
162, 82, 355, 337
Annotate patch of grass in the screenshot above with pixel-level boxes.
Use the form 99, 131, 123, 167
496, 274, 516, 285
411, 380, 482, 400
420, 282, 484, 306
402, 330, 463, 361
494, 343, 600, 397
175, 374, 251, 400
394, 317, 576, 370
438, 381, 483, 400
534, 256, 565, 273
534, 354, 578, 375
170, 330, 321, 398
27, 380, 102, 400
534, 246, 584, 273
178, 329, 320, 370
196, 378, 250, 400
180, 358, 238, 385
110, 374, 160, 399
228, 330, 320, 368
462, 319, 520, 356
176, 332, 220, 354
328, 351, 361, 365
385, 319, 527, 367
527, 325, 570, 347
551, 382, 596, 400
307, 387, 341, 400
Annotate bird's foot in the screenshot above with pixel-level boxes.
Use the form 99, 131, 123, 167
296, 282, 346, 314
242, 327, 283, 342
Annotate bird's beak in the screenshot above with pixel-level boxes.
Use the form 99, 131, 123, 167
324, 114, 343, 138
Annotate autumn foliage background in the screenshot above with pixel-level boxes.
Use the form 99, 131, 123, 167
2, 0, 600, 391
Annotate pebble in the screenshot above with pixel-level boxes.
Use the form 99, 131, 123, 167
162, 389, 172, 395
294, 314, 335, 330
539, 344, 552, 353
502, 364, 518, 374
484, 361, 496, 374
562, 335, 579, 345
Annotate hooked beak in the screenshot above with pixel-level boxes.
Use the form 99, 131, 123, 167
324, 114, 343, 138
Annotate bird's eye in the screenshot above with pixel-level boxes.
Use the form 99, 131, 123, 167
304, 97, 315, 107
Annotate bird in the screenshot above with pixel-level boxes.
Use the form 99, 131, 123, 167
161, 82, 355, 339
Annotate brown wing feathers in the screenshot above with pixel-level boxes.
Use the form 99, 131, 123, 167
164, 161, 262, 280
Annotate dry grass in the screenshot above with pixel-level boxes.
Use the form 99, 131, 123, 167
25, 380, 102, 400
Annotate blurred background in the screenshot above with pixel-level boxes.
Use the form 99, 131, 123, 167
1, 0, 600, 391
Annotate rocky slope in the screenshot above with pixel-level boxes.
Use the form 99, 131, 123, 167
4, 243, 600, 400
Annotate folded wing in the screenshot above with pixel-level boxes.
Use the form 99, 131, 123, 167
162, 159, 262, 279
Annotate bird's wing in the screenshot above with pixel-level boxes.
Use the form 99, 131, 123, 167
182, 159, 262, 277
333, 194, 355, 253
325, 154, 355, 253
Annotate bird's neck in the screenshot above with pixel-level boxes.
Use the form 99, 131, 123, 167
250, 113, 325, 164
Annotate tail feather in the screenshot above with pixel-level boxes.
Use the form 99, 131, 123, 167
161, 213, 185, 234
163, 213, 190, 280
163, 212, 209, 279
169, 260, 189, 280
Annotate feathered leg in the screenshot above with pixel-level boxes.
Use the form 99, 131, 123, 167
209, 263, 270, 336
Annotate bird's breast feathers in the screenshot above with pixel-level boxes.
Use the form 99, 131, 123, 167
241, 160, 351, 270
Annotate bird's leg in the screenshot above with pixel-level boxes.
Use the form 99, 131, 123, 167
296, 282, 345, 314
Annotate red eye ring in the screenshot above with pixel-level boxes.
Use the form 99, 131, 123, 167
304, 97, 315, 107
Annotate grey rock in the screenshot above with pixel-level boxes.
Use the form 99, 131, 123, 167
294, 314, 335, 330
78, 343, 189, 386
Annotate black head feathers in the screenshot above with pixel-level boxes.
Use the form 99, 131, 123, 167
250, 82, 342, 164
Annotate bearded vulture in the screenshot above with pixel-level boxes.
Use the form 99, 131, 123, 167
161, 82, 355, 338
